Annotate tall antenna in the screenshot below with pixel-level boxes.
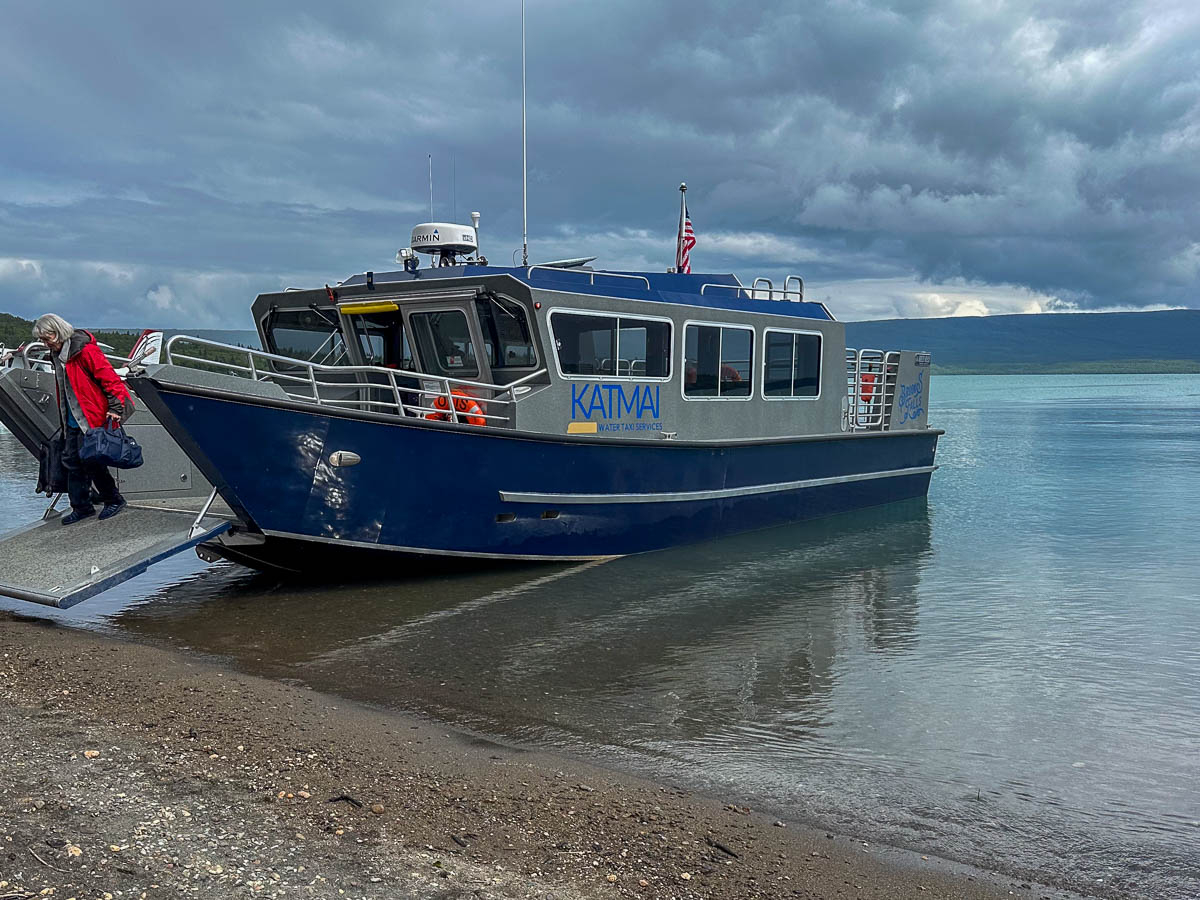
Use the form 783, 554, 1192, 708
452, 154, 457, 223
428, 154, 433, 219
521, 0, 528, 267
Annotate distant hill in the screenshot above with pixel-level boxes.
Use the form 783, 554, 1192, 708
845, 309, 1200, 374
0, 314, 260, 355
7, 309, 1199, 374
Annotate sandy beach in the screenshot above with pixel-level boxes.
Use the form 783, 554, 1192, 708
0, 611, 1082, 900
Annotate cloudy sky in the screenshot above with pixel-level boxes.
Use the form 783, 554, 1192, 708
1, 0, 1197, 327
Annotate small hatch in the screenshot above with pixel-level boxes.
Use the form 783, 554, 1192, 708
541, 510, 561, 520
495, 513, 516, 523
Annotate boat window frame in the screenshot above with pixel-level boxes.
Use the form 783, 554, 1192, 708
679, 319, 755, 403
341, 307, 419, 372
473, 291, 540, 372
405, 306, 483, 380
760, 327, 823, 401
262, 304, 352, 368
547, 307, 674, 383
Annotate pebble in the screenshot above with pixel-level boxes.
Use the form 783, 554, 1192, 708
371, 803, 385, 815
606, 873, 617, 882
83, 750, 100, 759
680, 872, 691, 881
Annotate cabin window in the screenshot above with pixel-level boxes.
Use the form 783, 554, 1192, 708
551, 311, 671, 379
474, 293, 538, 369
409, 310, 479, 378
684, 324, 753, 398
266, 308, 350, 366
349, 313, 417, 370
763, 330, 821, 398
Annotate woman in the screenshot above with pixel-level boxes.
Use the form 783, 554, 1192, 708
34, 314, 134, 524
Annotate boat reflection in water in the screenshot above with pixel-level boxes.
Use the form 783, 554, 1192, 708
110, 499, 933, 756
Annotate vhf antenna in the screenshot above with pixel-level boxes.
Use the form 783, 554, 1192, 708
521, 0, 528, 267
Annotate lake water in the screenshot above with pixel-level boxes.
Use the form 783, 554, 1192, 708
2, 374, 1198, 899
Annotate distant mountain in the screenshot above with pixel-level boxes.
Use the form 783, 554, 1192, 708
8, 309, 1198, 375
844, 309, 1200, 373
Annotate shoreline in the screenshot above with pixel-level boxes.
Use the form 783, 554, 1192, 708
0, 612, 1088, 899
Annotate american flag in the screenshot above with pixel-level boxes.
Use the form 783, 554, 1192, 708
676, 203, 695, 274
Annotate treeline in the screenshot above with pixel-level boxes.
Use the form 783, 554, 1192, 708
1, 312, 140, 355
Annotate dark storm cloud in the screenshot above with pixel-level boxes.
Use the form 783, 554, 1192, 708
0, 0, 1196, 325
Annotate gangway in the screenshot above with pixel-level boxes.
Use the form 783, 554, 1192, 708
0, 498, 232, 609
1, 347, 228, 608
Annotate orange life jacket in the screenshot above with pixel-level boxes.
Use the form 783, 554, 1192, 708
860, 372, 878, 404
425, 389, 487, 426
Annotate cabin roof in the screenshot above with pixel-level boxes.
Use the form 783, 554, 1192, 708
253, 266, 834, 322
336, 266, 835, 320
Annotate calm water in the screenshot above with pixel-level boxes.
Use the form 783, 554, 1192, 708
2, 374, 1199, 899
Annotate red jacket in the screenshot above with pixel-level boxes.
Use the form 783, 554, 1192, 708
56, 331, 134, 429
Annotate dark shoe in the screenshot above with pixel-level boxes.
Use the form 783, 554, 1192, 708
61, 508, 96, 525
98, 499, 127, 521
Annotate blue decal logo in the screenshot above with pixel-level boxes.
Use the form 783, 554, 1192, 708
571, 383, 663, 432
897, 370, 925, 424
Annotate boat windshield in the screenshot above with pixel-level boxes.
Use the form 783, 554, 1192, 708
266, 308, 349, 366
409, 310, 480, 378
349, 313, 417, 370
474, 293, 538, 369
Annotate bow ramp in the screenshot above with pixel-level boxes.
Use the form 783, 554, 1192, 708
0, 501, 230, 609
1, 346, 230, 609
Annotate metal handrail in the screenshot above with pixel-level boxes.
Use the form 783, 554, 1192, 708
163, 334, 546, 427
21, 340, 140, 371
525, 266, 651, 290
699, 282, 805, 302
845, 348, 900, 431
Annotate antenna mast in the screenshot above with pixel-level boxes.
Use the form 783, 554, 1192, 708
521, 0, 528, 267
428, 154, 433, 219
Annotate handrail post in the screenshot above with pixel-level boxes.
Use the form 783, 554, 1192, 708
309, 365, 322, 405
390, 371, 405, 417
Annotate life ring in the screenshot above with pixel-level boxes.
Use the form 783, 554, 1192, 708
426, 389, 487, 426
860, 372, 878, 404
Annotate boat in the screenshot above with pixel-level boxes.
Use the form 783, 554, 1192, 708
0, 217, 938, 606
128, 217, 939, 572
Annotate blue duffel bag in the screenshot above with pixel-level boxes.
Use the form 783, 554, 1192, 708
80, 421, 144, 470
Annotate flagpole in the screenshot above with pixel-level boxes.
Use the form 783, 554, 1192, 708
676, 182, 687, 270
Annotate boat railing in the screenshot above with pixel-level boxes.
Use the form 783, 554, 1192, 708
162, 335, 546, 427
18, 340, 142, 373
845, 348, 901, 431
525, 266, 651, 290
699, 277, 836, 319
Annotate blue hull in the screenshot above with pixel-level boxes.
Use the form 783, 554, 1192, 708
135, 382, 939, 562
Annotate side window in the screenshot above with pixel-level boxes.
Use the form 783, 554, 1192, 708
763, 330, 821, 398
474, 294, 538, 369
551, 312, 670, 378
266, 308, 349, 366
684, 324, 753, 398
409, 310, 479, 378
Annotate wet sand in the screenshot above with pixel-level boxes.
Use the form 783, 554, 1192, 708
0, 612, 1077, 900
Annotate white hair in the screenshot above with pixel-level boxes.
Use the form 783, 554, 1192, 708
33, 313, 74, 344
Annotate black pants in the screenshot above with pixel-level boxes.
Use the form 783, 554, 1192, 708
62, 425, 122, 512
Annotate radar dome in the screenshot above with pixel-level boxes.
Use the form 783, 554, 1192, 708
410, 223, 478, 256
